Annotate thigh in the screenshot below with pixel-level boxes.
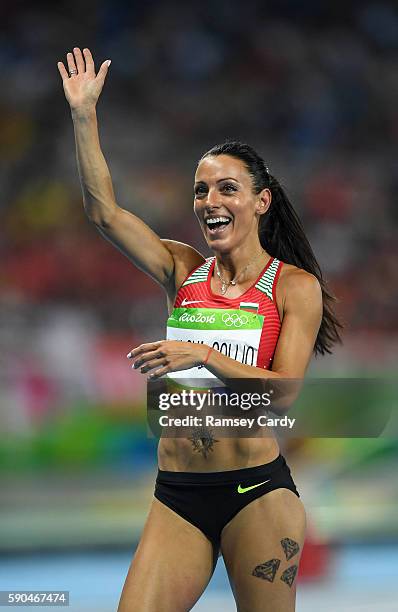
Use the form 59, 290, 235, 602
221, 488, 306, 612
118, 497, 215, 612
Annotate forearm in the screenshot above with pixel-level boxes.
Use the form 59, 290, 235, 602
71, 107, 117, 225
205, 349, 282, 382
204, 349, 302, 415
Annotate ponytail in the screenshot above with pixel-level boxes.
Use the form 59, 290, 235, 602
201, 141, 343, 355
260, 176, 342, 355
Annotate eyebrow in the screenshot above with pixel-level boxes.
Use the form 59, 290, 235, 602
194, 177, 240, 185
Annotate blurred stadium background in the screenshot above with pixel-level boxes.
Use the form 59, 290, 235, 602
1, 1, 397, 610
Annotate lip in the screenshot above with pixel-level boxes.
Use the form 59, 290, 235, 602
204, 219, 233, 238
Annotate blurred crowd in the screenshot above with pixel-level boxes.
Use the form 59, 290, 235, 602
1, 0, 398, 417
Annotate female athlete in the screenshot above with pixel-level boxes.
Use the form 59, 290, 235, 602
58, 48, 341, 612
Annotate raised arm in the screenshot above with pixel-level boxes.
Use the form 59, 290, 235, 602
57, 48, 203, 293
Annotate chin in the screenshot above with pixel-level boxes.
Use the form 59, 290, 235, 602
203, 229, 232, 250
207, 240, 235, 256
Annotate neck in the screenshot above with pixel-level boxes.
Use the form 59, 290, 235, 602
214, 243, 268, 282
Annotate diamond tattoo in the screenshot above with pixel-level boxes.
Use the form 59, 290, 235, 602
252, 559, 281, 582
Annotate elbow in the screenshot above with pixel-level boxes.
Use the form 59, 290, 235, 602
84, 200, 117, 229
267, 391, 299, 417
263, 378, 304, 416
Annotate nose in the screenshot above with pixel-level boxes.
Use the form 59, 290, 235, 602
205, 187, 221, 208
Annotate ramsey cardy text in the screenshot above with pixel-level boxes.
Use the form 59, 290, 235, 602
158, 415, 296, 429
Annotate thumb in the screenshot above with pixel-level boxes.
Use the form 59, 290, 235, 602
97, 59, 111, 83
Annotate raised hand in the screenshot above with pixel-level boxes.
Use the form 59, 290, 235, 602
57, 47, 111, 112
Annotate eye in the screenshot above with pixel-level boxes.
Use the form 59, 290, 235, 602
194, 185, 207, 197
221, 183, 237, 193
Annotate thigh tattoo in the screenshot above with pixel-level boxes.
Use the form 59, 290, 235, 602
252, 559, 281, 582
281, 537, 300, 561
280, 564, 298, 588
252, 537, 301, 588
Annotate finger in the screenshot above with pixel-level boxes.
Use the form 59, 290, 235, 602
73, 47, 85, 73
57, 61, 69, 81
148, 367, 169, 380
138, 358, 167, 374
96, 59, 111, 84
127, 341, 162, 359
66, 51, 77, 76
133, 349, 165, 369
83, 48, 95, 74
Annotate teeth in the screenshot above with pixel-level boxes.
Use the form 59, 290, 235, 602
206, 217, 230, 225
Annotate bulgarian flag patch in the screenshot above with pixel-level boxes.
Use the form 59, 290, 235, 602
239, 302, 259, 313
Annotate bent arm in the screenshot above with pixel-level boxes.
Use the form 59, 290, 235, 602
203, 270, 322, 412
128, 270, 322, 420
136, 269, 323, 394
193, 271, 321, 415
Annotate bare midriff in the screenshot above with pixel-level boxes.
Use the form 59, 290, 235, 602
157, 435, 280, 472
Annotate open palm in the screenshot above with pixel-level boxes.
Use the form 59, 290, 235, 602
57, 47, 111, 111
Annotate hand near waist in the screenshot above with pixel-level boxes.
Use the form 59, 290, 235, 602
127, 340, 211, 379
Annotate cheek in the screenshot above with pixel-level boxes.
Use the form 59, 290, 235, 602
193, 200, 201, 217
233, 199, 255, 219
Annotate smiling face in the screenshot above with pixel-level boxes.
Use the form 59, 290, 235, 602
194, 154, 271, 254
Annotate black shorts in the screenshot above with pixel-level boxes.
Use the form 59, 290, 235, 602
154, 454, 299, 565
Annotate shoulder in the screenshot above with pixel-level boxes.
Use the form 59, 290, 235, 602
279, 263, 321, 295
277, 262, 322, 315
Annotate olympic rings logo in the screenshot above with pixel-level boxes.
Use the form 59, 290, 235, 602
222, 313, 249, 327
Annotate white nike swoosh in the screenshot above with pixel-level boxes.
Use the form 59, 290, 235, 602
181, 299, 206, 306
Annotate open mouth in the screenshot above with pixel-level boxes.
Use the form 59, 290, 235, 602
205, 216, 232, 234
